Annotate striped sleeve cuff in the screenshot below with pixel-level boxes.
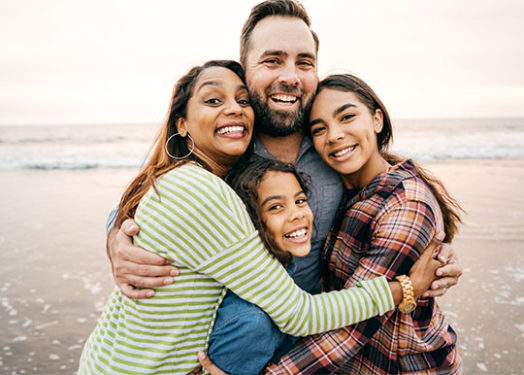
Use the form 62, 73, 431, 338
356, 276, 395, 315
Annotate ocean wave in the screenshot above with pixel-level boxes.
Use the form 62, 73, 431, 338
0, 160, 142, 170
1, 119, 522, 170
0, 135, 131, 145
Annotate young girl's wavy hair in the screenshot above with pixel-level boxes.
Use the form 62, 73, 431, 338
227, 157, 309, 266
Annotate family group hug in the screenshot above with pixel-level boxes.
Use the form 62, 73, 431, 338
78, 1, 465, 374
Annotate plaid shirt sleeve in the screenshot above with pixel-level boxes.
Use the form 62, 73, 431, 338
264, 197, 437, 375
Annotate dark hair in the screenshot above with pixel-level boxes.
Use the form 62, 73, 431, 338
240, 0, 319, 67
316, 74, 393, 151
227, 157, 308, 265
165, 60, 247, 162
314, 74, 463, 242
116, 60, 247, 227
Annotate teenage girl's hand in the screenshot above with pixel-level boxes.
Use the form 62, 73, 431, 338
106, 218, 179, 298
408, 235, 445, 299
424, 242, 463, 297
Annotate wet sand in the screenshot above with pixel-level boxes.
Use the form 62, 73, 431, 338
0, 159, 523, 374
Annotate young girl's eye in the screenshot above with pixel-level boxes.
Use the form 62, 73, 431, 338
204, 98, 221, 105
268, 204, 283, 211
237, 98, 250, 106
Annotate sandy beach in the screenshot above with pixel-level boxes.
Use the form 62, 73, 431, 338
1, 159, 523, 374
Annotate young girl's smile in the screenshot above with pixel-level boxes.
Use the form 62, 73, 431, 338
257, 171, 313, 258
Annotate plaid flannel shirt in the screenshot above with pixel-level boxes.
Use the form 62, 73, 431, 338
266, 160, 461, 375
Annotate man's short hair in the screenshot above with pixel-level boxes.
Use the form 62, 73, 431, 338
240, 0, 319, 67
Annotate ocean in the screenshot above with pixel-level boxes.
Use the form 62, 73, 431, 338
1, 117, 523, 170
1, 118, 523, 374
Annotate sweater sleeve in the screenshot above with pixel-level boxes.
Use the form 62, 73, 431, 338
134, 165, 395, 337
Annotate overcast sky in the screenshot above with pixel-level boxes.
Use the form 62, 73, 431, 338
1, 0, 523, 125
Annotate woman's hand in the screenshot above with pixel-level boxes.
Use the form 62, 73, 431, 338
106, 218, 179, 298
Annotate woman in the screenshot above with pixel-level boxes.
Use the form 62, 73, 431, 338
78, 62, 438, 375
274, 73, 463, 374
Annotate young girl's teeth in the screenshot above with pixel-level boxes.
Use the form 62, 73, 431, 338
285, 228, 307, 239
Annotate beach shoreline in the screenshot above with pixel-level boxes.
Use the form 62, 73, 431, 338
1, 158, 523, 374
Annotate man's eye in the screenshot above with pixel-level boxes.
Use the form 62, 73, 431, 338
298, 60, 314, 67
264, 59, 279, 65
205, 98, 221, 105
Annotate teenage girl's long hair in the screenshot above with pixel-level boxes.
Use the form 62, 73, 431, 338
314, 74, 463, 242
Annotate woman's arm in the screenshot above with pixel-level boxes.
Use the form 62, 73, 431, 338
136, 166, 395, 337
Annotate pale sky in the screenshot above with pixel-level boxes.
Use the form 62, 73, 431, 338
1, 0, 523, 125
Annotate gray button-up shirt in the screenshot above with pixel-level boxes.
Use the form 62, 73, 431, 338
253, 136, 344, 294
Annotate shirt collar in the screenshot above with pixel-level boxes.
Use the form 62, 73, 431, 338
253, 134, 313, 162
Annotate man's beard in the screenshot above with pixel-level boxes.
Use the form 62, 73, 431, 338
249, 86, 312, 138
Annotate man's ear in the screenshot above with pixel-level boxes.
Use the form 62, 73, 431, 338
374, 109, 384, 133
176, 117, 188, 137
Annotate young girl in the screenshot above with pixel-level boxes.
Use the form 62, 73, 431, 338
78, 62, 439, 375
207, 157, 443, 375
266, 74, 464, 374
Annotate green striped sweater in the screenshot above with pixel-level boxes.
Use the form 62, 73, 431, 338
78, 163, 394, 374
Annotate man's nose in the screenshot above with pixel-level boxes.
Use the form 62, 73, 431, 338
278, 63, 300, 87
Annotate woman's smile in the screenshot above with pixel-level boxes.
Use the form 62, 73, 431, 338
216, 122, 249, 138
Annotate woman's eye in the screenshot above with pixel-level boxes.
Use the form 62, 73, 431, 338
341, 114, 355, 121
237, 98, 250, 106
204, 98, 221, 105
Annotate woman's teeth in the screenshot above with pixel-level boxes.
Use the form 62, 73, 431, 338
332, 145, 357, 157
216, 126, 244, 135
285, 228, 307, 239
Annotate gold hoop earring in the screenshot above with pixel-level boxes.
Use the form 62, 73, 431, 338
165, 133, 194, 160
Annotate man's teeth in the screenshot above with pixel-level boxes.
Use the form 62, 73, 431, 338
285, 228, 307, 239
271, 94, 297, 103
216, 126, 244, 135
333, 145, 356, 157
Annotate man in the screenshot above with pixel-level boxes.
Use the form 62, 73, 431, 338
106, 0, 462, 372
